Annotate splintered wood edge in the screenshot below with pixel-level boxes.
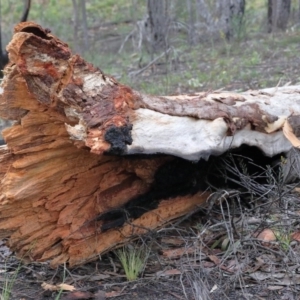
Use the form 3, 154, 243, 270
283, 120, 300, 148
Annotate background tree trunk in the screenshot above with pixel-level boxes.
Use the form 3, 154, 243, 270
80, 0, 89, 53
195, 0, 245, 41
72, 0, 80, 54
71, 0, 89, 55
147, 0, 170, 54
268, 0, 291, 32
186, 0, 196, 45
222, 0, 245, 40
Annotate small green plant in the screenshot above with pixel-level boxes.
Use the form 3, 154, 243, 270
274, 229, 292, 253
1, 262, 22, 300
187, 77, 203, 88
55, 263, 67, 300
115, 245, 149, 281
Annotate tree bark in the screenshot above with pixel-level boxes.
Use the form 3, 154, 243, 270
195, 0, 245, 41
268, 0, 291, 32
80, 0, 89, 52
72, 0, 80, 54
0, 22, 299, 267
186, 0, 196, 45
222, 0, 245, 40
147, 0, 170, 53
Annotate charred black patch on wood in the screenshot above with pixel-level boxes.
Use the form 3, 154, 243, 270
105, 124, 133, 155
99, 157, 208, 231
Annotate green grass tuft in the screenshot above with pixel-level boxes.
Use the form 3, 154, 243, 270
1, 263, 22, 300
116, 245, 149, 281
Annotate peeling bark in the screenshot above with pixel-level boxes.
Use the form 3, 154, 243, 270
0, 22, 299, 266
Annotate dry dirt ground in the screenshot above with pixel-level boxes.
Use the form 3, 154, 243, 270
2, 208, 300, 300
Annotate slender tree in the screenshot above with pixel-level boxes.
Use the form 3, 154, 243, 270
222, 0, 245, 40
268, 0, 291, 32
80, 0, 89, 52
186, 0, 196, 45
71, 0, 89, 55
147, 0, 170, 54
72, 0, 80, 53
195, 0, 245, 41
0, 0, 31, 73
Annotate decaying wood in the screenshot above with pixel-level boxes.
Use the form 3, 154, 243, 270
0, 22, 299, 266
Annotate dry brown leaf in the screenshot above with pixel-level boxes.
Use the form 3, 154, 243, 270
161, 247, 195, 259
41, 282, 60, 291
161, 237, 185, 246
202, 261, 215, 268
254, 229, 276, 242
41, 282, 76, 292
249, 271, 285, 281
267, 286, 284, 291
226, 259, 238, 270
58, 283, 76, 291
278, 275, 300, 285
208, 255, 235, 273
61, 291, 94, 300
156, 268, 181, 277
87, 274, 110, 281
247, 256, 265, 273
167, 291, 185, 299
208, 255, 221, 265
291, 231, 300, 242
105, 291, 124, 298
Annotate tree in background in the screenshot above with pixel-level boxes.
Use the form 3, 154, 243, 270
72, 0, 89, 55
186, 0, 197, 45
268, 0, 291, 32
194, 0, 245, 42
223, 0, 245, 40
147, 0, 170, 54
0, 0, 31, 73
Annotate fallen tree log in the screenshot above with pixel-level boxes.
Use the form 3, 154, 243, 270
0, 22, 299, 267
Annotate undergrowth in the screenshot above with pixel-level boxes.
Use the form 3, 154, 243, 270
115, 245, 149, 281
0, 262, 22, 300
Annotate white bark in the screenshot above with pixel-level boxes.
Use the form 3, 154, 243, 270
126, 86, 300, 160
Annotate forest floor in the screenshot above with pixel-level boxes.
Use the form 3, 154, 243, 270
96, 27, 300, 97
2, 21, 300, 300
2, 170, 300, 300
